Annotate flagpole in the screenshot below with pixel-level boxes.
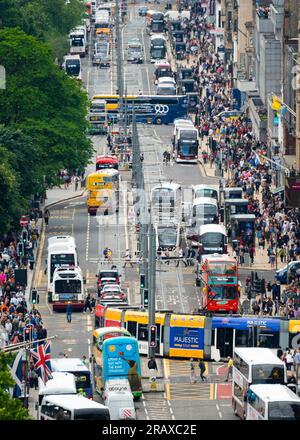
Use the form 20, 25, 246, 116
0, 335, 57, 353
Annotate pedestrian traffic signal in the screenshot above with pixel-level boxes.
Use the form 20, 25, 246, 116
142, 289, 149, 307
149, 325, 157, 348
22, 229, 28, 243
140, 274, 145, 289
31, 289, 39, 304
253, 278, 261, 294
17, 242, 24, 257
24, 325, 33, 341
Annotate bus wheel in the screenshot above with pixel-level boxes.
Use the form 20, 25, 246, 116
155, 118, 162, 125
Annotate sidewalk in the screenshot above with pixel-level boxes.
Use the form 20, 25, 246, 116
198, 138, 287, 272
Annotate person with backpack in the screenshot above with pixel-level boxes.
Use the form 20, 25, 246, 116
198, 359, 207, 382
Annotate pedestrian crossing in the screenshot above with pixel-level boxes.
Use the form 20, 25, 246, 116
167, 359, 210, 377
167, 382, 213, 401
141, 394, 174, 420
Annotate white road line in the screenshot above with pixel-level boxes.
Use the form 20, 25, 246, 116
141, 28, 151, 93
176, 271, 186, 313
123, 180, 129, 250
86, 212, 90, 261
218, 411, 223, 418
216, 404, 220, 411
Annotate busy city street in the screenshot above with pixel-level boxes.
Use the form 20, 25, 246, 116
1, 0, 300, 424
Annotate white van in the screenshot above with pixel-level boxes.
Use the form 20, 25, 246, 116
37, 372, 77, 418
102, 379, 136, 420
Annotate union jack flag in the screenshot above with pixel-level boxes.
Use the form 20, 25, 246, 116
31, 341, 53, 384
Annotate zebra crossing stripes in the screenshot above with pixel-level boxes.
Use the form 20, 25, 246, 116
141, 393, 174, 420
168, 383, 213, 401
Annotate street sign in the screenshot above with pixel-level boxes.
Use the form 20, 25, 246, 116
19, 216, 29, 227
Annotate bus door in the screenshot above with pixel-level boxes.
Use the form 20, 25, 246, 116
216, 327, 234, 358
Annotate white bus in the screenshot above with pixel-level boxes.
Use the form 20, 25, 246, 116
47, 235, 76, 249
37, 372, 77, 418
70, 28, 86, 57
232, 347, 287, 419
190, 197, 219, 227
51, 266, 85, 311
192, 184, 219, 202
51, 358, 93, 398
62, 54, 81, 80
150, 182, 182, 224
47, 239, 78, 295
40, 394, 110, 420
247, 384, 300, 420
188, 223, 227, 252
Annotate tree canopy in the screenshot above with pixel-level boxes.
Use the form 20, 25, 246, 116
0, 352, 30, 420
0, 0, 85, 59
0, 28, 93, 234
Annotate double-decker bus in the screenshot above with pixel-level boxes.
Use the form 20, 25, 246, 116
91, 94, 188, 124
92, 328, 142, 399
96, 155, 118, 171
51, 266, 85, 311
246, 384, 300, 420
232, 347, 287, 419
86, 169, 120, 215
199, 254, 239, 313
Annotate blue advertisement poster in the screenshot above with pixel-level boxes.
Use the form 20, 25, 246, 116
170, 327, 204, 350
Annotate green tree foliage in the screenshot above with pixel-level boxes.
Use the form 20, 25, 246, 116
0, 352, 30, 420
0, 0, 85, 59
0, 29, 93, 234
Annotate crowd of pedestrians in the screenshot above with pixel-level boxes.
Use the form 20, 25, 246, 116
0, 222, 47, 348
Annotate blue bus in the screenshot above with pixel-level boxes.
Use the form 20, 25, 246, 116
91, 94, 188, 124
93, 328, 142, 399
51, 358, 93, 399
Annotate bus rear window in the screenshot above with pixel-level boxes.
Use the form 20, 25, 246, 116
252, 364, 285, 384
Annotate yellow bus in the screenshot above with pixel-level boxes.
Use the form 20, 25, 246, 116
86, 169, 120, 215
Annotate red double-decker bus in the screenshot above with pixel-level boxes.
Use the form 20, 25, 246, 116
199, 254, 239, 313
96, 155, 118, 171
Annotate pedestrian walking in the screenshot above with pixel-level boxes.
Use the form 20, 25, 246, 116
294, 349, 300, 381
190, 358, 196, 383
225, 356, 233, 382
148, 357, 158, 380
123, 249, 134, 268
198, 359, 207, 381
74, 176, 80, 191
84, 294, 92, 312
66, 301, 73, 323
44, 209, 50, 226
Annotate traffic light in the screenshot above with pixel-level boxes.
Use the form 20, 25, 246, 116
253, 277, 261, 295
142, 289, 149, 307
22, 229, 28, 243
24, 325, 33, 341
31, 289, 39, 304
17, 242, 24, 257
140, 274, 146, 289
149, 325, 157, 348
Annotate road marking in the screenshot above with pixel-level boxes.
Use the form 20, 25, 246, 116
210, 383, 214, 400
123, 180, 129, 250
86, 212, 90, 261
163, 358, 170, 379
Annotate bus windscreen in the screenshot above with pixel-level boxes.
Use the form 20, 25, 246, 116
252, 364, 285, 384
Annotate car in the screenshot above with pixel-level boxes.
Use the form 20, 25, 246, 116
275, 261, 300, 284
128, 37, 141, 46
138, 6, 148, 16
157, 76, 176, 86
100, 284, 128, 303
96, 269, 120, 293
